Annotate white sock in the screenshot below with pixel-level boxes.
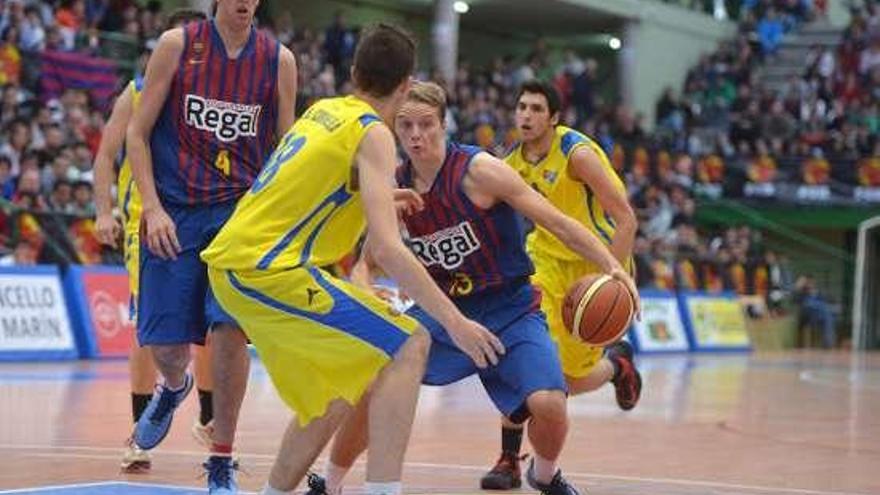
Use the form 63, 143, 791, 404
324, 461, 351, 495
365, 481, 402, 495
533, 453, 558, 484
260, 483, 293, 495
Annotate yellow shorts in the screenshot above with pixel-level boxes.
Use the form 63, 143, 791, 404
208, 265, 419, 426
532, 254, 605, 379
123, 227, 139, 317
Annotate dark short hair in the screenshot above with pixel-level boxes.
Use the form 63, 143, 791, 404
516, 80, 561, 117
165, 8, 206, 30
353, 23, 416, 98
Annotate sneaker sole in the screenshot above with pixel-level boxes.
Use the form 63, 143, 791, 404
618, 369, 642, 411
480, 478, 522, 490
120, 460, 151, 474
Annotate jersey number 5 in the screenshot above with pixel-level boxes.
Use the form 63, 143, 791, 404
251, 133, 307, 193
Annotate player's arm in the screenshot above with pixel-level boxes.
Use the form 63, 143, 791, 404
568, 146, 637, 264
275, 45, 298, 138
93, 85, 134, 248
126, 28, 184, 260
469, 153, 640, 311
357, 125, 504, 368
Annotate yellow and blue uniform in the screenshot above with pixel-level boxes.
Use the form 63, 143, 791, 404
506, 125, 630, 379
201, 96, 419, 426
118, 77, 144, 318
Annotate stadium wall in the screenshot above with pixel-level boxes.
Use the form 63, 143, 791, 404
565, 0, 736, 127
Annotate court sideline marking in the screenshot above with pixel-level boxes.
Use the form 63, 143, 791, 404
0, 443, 873, 495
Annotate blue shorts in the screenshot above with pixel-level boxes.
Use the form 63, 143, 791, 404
137, 201, 237, 346
408, 280, 567, 422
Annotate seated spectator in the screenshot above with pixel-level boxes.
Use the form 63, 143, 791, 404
794, 275, 837, 348
70, 180, 94, 216
47, 179, 73, 213
0, 238, 38, 266
757, 8, 785, 55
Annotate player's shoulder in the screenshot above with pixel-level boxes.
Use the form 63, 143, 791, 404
555, 126, 591, 157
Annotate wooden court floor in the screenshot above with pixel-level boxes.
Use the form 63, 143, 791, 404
0, 351, 877, 494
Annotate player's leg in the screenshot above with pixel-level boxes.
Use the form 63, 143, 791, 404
320, 394, 371, 495
205, 322, 249, 457
523, 390, 568, 485
317, 308, 475, 495
482, 309, 579, 495
134, 206, 208, 450
121, 229, 155, 472
364, 328, 429, 487
122, 337, 156, 473
481, 257, 566, 489
210, 266, 424, 495
264, 399, 353, 493
192, 336, 214, 447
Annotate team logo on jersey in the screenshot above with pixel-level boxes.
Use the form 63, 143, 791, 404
409, 221, 481, 270
184, 94, 261, 142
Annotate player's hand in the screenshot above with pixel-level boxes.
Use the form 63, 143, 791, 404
610, 268, 641, 321
446, 317, 505, 369
95, 213, 121, 248
393, 188, 423, 216
142, 206, 181, 260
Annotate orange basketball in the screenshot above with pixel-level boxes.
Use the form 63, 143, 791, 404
562, 274, 634, 346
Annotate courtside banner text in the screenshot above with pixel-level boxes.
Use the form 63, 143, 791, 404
0, 266, 77, 360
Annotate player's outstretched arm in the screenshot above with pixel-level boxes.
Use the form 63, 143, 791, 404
93, 85, 134, 248
126, 28, 184, 260
276, 45, 298, 138
568, 146, 637, 263
357, 125, 504, 368
470, 153, 640, 313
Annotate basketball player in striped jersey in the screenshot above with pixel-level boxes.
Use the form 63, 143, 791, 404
93, 10, 217, 473
308, 81, 638, 495
481, 80, 643, 490
125, 0, 297, 492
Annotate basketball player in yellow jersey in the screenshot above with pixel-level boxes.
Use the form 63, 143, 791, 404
480, 80, 643, 490
201, 25, 503, 495
92, 9, 215, 473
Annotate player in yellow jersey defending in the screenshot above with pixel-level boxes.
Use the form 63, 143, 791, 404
200, 24, 503, 495
92, 9, 216, 473
480, 80, 642, 489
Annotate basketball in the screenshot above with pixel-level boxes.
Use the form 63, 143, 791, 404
562, 274, 634, 346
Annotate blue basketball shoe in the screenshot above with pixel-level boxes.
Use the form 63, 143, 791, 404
204, 455, 238, 494
133, 373, 193, 449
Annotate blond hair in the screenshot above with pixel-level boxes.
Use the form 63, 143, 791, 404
406, 81, 447, 121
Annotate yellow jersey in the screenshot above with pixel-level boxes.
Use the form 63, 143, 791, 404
505, 125, 624, 261
117, 77, 143, 232
202, 95, 383, 271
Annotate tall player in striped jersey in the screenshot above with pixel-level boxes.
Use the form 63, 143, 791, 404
126, 0, 296, 492
93, 10, 216, 473
310, 82, 639, 495
480, 80, 643, 490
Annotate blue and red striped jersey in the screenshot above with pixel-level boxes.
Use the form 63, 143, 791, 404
151, 20, 280, 206
397, 142, 534, 298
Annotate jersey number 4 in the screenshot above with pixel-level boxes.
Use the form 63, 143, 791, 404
251, 133, 307, 193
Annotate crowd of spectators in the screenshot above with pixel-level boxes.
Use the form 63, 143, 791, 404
0, 1, 847, 326
655, 0, 880, 167
0, 0, 170, 266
